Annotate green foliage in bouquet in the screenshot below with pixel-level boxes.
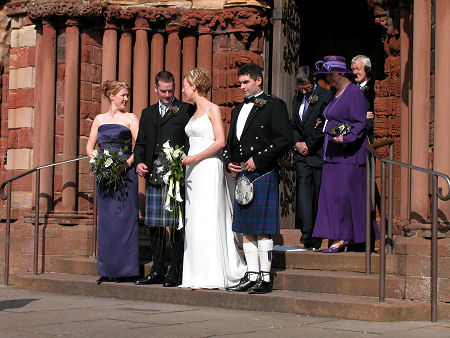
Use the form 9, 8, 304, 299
330, 123, 352, 136
89, 144, 129, 189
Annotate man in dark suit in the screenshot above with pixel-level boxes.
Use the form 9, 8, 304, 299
223, 63, 292, 294
291, 66, 333, 250
351, 55, 375, 143
134, 71, 195, 287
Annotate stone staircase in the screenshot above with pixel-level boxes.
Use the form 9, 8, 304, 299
13, 231, 449, 321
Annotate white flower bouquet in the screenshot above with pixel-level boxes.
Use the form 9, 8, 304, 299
89, 145, 129, 189
157, 141, 185, 229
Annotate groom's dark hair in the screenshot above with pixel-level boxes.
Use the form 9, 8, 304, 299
238, 63, 263, 85
155, 71, 174, 86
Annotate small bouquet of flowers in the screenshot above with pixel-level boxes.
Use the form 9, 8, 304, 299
308, 94, 319, 104
157, 141, 185, 230
89, 145, 129, 189
330, 123, 352, 136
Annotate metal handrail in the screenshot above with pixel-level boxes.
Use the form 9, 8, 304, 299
366, 144, 450, 323
1, 156, 89, 286
365, 140, 395, 280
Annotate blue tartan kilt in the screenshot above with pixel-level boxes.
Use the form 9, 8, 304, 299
232, 170, 280, 235
144, 182, 185, 228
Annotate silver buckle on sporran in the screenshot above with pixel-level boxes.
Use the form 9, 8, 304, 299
235, 175, 254, 205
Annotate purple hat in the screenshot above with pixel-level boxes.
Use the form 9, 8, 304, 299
314, 55, 353, 75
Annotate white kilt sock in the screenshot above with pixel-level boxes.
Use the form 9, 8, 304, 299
243, 241, 259, 281
257, 238, 273, 282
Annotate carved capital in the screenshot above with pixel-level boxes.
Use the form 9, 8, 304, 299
134, 16, 150, 31
367, 0, 400, 56
6, 1, 29, 16
27, 0, 104, 20
181, 7, 268, 33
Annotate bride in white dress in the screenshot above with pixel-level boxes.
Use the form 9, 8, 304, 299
180, 68, 246, 289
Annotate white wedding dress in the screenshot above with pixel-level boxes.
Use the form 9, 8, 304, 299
180, 110, 246, 289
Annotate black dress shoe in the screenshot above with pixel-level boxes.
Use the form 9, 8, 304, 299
225, 272, 258, 292
247, 272, 272, 294
163, 275, 180, 287
134, 271, 165, 285
96, 276, 110, 285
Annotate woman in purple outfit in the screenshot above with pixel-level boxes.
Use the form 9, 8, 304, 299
312, 56, 378, 253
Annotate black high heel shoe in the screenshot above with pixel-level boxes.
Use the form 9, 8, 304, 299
96, 277, 108, 285
96, 276, 114, 285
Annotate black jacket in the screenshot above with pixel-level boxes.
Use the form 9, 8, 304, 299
134, 99, 195, 180
223, 93, 292, 172
291, 85, 333, 167
361, 78, 375, 143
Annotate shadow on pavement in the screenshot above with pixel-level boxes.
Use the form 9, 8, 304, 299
0, 299, 39, 311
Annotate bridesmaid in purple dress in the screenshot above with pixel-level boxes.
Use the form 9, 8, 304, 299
86, 81, 140, 282
312, 56, 378, 253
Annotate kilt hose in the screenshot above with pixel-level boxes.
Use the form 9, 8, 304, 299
232, 170, 280, 235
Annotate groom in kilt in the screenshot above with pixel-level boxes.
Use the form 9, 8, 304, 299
134, 71, 195, 287
223, 63, 292, 293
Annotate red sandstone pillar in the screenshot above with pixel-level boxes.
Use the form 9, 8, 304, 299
399, 4, 412, 221
182, 34, 196, 82
62, 19, 80, 211
411, 0, 431, 221
39, 20, 57, 211
132, 17, 149, 119
32, 27, 43, 205
165, 25, 181, 98
197, 27, 213, 100
132, 17, 150, 217
118, 30, 132, 112
101, 22, 118, 114
434, 0, 450, 221
150, 33, 164, 105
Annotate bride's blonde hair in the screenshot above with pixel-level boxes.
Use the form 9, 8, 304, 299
184, 68, 211, 97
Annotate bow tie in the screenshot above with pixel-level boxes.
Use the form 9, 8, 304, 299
244, 96, 256, 104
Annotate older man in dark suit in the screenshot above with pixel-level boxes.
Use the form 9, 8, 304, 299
291, 66, 333, 250
224, 63, 292, 294
134, 71, 195, 287
351, 55, 375, 143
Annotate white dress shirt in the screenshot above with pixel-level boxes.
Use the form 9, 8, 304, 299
236, 92, 263, 141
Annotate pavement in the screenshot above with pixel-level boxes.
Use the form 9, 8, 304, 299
1, 285, 449, 337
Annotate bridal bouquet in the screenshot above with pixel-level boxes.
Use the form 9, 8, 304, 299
157, 141, 185, 230
89, 145, 129, 189
330, 122, 352, 136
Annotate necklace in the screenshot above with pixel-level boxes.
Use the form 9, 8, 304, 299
335, 83, 350, 98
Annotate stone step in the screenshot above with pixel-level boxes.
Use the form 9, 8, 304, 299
272, 250, 395, 274
13, 272, 448, 321
49, 250, 394, 277
48, 256, 154, 276
273, 269, 405, 298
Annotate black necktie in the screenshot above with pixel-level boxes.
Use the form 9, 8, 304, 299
244, 96, 256, 104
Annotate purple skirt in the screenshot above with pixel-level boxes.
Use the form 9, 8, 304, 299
313, 162, 379, 243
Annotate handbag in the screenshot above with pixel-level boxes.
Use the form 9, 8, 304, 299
235, 170, 274, 205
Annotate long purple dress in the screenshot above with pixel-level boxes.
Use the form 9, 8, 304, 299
96, 124, 139, 278
312, 84, 378, 243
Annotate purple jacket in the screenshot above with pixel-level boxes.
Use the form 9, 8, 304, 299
322, 83, 368, 166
